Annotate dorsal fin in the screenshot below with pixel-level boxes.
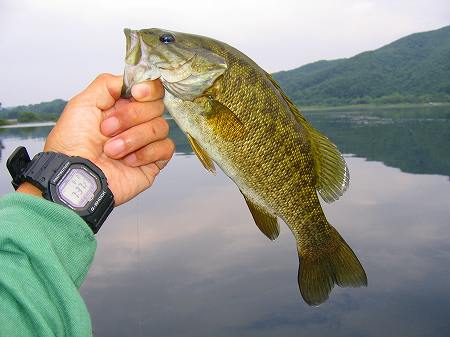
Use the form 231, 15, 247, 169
186, 133, 216, 173
240, 190, 279, 241
265, 73, 349, 203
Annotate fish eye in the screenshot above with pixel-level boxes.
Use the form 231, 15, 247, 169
159, 33, 176, 44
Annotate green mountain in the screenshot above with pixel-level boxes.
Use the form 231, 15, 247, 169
0, 99, 66, 122
272, 25, 450, 106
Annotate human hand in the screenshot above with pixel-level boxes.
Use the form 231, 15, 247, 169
39, 73, 174, 206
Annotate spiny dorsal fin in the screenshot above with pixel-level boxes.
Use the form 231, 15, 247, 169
196, 97, 247, 141
240, 190, 279, 241
265, 72, 349, 203
186, 133, 216, 173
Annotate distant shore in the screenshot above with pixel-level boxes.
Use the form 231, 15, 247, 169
1, 102, 449, 129
0, 121, 56, 128
300, 102, 450, 112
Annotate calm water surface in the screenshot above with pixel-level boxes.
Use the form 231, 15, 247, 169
0, 106, 449, 337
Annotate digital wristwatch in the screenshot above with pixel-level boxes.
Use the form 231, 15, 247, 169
6, 146, 115, 234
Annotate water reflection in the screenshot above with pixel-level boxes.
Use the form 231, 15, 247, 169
304, 105, 450, 177
0, 107, 449, 337
0, 106, 449, 177
172, 105, 450, 177
78, 155, 450, 337
0, 124, 53, 140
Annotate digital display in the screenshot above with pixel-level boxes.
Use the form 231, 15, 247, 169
58, 168, 98, 208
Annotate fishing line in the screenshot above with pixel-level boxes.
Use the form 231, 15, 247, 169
136, 196, 143, 337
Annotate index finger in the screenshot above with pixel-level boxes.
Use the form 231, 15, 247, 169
75, 73, 123, 110
131, 80, 165, 102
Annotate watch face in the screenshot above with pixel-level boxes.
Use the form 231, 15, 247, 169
57, 167, 99, 209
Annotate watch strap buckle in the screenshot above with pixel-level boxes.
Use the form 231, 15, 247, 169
6, 146, 31, 190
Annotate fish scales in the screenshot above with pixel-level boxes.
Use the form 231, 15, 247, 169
122, 28, 367, 305
199, 38, 317, 219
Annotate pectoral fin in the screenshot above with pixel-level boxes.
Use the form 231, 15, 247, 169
186, 133, 216, 173
197, 97, 247, 141
241, 191, 279, 241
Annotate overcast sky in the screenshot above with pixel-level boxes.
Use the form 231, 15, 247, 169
0, 0, 449, 107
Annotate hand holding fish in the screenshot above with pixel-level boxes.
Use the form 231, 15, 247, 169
42, 73, 175, 206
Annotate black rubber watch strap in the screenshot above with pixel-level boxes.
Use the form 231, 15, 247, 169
22, 152, 71, 198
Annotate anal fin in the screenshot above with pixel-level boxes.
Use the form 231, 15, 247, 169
241, 190, 279, 241
187, 133, 216, 173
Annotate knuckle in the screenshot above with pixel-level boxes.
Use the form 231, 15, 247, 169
135, 148, 150, 163
147, 163, 160, 178
148, 117, 168, 138
123, 137, 134, 152
166, 138, 176, 155
147, 122, 158, 139
126, 104, 140, 123
154, 99, 165, 116
158, 118, 170, 135
95, 73, 112, 82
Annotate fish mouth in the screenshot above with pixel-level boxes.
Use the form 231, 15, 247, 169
121, 55, 196, 98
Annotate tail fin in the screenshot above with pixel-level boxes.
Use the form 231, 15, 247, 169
297, 226, 367, 306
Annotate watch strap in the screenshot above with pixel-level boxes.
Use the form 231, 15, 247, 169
24, 152, 71, 198
7, 146, 31, 190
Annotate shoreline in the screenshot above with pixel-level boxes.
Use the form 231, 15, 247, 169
0, 102, 448, 128
0, 121, 56, 129
300, 102, 450, 112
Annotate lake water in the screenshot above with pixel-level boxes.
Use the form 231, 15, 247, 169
0, 106, 449, 337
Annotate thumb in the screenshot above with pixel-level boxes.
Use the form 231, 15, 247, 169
77, 73, 123, 110
130, 79, 165, 102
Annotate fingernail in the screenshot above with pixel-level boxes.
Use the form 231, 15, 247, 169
156, 160, 169, 170
131, 83, 149, 100
123, 153, 137, 166
105, 138, 125, 156
102, 117, 120, 135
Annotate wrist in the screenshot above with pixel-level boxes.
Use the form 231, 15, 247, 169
17, 182, 44, 198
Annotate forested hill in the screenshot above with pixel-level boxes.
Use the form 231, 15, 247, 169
0, 99, 66, 122
1, 25, 450, 116
272, 25, 450, 106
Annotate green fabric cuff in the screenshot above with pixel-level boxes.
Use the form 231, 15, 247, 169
0, 192, 96, 287
0, 192, 96, 336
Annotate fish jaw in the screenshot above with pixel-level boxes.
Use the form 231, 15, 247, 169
122, 29, 162, 98
121, 28, 227, 101
122, 63, 161, 98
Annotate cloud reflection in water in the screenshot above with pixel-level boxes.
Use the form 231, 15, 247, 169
81, 154, 450, 337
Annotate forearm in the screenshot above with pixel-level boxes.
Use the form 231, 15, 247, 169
0, 193, 96, 336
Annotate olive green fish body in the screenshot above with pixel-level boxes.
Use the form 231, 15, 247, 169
122, 29, 367, 305
165, 39, 315, 221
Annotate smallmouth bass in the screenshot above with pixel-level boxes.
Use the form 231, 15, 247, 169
121, 28, 367, 305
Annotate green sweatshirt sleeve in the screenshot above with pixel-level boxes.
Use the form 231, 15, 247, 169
0, 193, 97, 337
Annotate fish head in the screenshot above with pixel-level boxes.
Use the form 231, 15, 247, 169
121, 28, 227, 100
